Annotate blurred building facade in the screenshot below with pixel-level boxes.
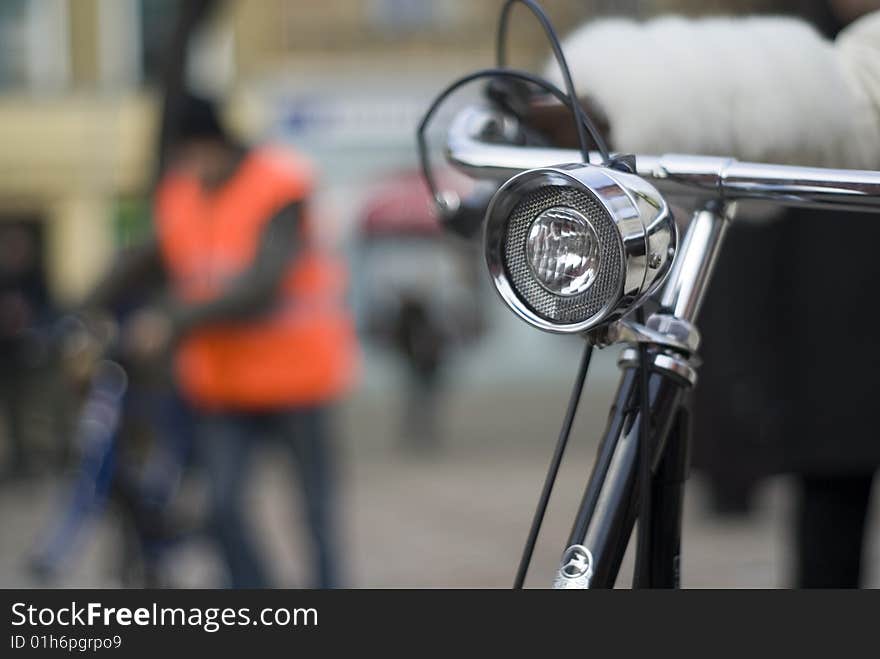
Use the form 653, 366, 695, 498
0, 0, 615, 307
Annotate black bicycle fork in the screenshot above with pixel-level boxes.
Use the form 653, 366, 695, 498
553, 352, 693, 589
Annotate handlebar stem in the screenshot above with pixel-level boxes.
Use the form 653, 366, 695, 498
657, 203, 732, 323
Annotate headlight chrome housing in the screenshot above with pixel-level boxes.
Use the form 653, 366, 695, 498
484, 164, 676, 334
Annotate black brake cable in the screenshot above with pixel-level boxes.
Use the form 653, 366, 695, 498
513, 342, 593, 589
496, 0, 611, 166
495, 0, 608, 590
417, 68, 597, 214
415, 0, 644, 588
498, 0, 656, 589
416, 65, 603, 587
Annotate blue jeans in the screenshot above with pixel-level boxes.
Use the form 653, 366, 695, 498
197, 406, 340, 588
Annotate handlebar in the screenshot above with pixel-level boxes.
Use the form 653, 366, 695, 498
446, 106, 880, 213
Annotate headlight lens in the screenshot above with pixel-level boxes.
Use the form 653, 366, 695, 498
526, 206, 600, 296
484, 164, 675, 334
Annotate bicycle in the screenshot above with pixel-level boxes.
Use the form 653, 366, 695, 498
28, 314, 196, 587
418, 0, 880, 588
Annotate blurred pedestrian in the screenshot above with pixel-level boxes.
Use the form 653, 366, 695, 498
391, 292, 447, 452
0, 222, 51, 480
91, 93, 358, 587
358, 171, 485, 453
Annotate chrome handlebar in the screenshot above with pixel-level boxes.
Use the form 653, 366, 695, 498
446, 107, 880, 213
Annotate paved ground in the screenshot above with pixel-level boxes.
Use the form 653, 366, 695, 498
0, 394, 880, 587
4, 448, 879, 589
3, 371, 879, 588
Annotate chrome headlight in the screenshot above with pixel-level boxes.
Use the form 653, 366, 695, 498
484, 164, 676, 334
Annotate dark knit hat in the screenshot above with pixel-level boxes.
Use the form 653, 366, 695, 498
174, 92, 227, 143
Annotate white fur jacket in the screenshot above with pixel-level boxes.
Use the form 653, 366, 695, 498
547, 11, 880, 169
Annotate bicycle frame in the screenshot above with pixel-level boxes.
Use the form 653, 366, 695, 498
446, 106, 880, 588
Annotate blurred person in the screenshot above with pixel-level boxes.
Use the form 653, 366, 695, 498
391, 292, 447, 452
358, 172, 485, 453
88, 94, 358, 588
28, 309, 197, 588
0, 222, 52, 480
525, 3, 880, 586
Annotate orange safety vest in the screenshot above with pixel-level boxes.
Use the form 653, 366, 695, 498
156, 146, 358, 410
